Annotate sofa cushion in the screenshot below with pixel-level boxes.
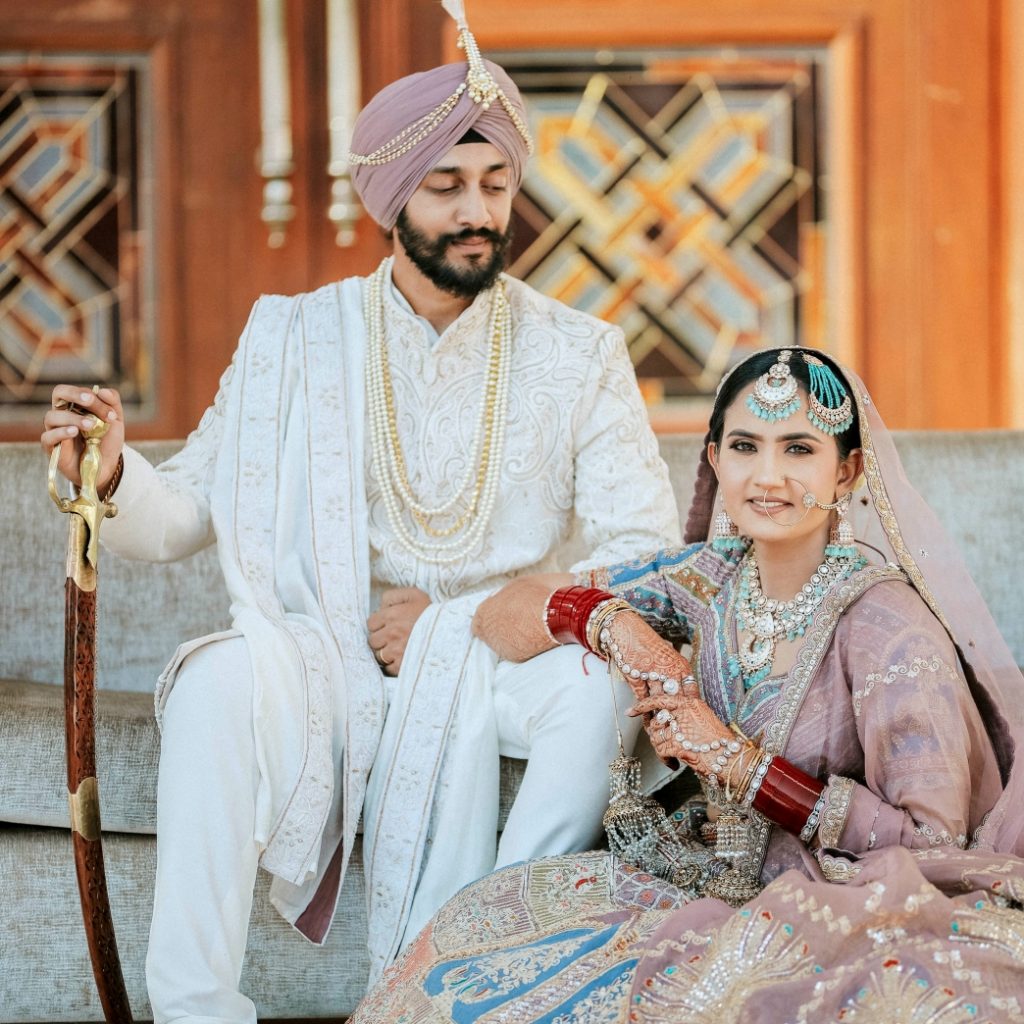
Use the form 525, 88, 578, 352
0, 679, 159, 833
0, 824, 372, 1021
0, 677, 528, 833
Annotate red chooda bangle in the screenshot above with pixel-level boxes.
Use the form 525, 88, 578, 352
751, 755, 826, 836
544, 586, 615, 651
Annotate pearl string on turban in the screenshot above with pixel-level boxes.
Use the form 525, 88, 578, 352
348, 3, 533, 231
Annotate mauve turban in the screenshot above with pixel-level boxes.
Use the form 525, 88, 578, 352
349, 59, 531, 231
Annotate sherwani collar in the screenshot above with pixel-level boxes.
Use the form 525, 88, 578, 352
382, 259, 497, 350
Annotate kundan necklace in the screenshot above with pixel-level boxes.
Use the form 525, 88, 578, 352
730, 549, 865, 688
365, 258, 512, 564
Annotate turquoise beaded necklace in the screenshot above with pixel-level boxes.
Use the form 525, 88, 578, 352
728, 549, 866, 689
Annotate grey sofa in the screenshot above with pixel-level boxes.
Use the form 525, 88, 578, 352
2, 432, 1022, 1022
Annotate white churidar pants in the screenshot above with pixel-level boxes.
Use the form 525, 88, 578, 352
145, 638, 640, 1024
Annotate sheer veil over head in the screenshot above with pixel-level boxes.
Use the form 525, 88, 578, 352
684, 347, 1024, 855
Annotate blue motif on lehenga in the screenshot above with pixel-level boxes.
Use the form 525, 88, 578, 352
423, 923, 635, 1023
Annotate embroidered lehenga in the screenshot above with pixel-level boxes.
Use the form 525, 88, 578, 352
350, 359, 1024, 1023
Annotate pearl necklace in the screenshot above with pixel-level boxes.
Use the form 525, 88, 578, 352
731, 549, 865, 688
365, 258, 512, 565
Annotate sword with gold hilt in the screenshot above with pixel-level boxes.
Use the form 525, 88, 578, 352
48, 387, 133, 1024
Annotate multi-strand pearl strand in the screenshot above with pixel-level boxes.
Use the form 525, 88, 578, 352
348, 87, 468, 167
372, 265, 505, 536
365, 259, 512, 565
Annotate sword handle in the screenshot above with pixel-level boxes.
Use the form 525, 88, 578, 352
49, 413, 118, 578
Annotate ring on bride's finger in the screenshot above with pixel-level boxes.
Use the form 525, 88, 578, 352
53, 398, 70, 411
663, 677, 679, 695
655, 709, 672, 724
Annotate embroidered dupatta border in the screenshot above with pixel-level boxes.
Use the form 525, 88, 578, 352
852, 387, 954, 638
225, 295, 339, 881
303, 283, 382, 891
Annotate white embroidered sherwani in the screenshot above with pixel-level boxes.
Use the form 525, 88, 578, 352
101, 266, 679, 972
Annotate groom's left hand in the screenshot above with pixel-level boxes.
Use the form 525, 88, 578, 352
368, 587, 431, 677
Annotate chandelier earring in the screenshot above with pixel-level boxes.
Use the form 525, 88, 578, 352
820, 492, 857, 559
712, 508, 746, 554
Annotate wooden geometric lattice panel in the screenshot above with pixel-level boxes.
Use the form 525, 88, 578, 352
0, 56, 153, 423
503, 49, 831, 415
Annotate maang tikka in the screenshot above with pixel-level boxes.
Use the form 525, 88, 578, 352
746, 350, 801, 422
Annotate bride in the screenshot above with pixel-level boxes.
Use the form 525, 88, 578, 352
352, 347, 1024, 1023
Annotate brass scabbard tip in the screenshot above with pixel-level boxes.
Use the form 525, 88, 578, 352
69, 776, 101, 842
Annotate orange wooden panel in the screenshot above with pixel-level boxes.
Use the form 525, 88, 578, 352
0, 0, 1008, 435
1001, 0, 1024, 428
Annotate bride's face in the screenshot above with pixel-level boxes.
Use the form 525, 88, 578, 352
708, 383, 861, 551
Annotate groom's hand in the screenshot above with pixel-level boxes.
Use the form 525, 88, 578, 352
367, 587, 431, 677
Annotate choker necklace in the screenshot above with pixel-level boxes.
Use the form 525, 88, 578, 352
365, 258, 512, 565
730, 549, 865, 688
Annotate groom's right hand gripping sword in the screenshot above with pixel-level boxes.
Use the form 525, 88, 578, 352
48, 402, 133, 1024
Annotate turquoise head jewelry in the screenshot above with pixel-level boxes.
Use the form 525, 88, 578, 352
745, 349, 855, 436
803, 353, 854, 435
746, 350, 801, 422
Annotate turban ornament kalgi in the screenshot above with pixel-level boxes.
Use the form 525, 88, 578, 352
348, 0, 534, 230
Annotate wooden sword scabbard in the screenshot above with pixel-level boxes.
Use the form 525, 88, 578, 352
51, 415, 133, 1024
65, 571, 132, 1024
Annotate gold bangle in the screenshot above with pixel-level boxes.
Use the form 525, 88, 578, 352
585, 598, 632, 655
732, 746, 764, 806
723, 746, 746, 803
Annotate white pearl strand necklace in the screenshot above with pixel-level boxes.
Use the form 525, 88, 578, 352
371, 265, 504, 528
365, 259, 512, 565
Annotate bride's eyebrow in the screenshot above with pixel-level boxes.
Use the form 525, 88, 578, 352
725, 429, 820, 443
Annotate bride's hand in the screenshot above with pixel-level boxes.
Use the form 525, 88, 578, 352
629, 683, 739, 777
601, 610, 694, 702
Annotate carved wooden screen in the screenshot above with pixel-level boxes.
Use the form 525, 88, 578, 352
0, 55, 155, 425
501, 47, 830, 425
